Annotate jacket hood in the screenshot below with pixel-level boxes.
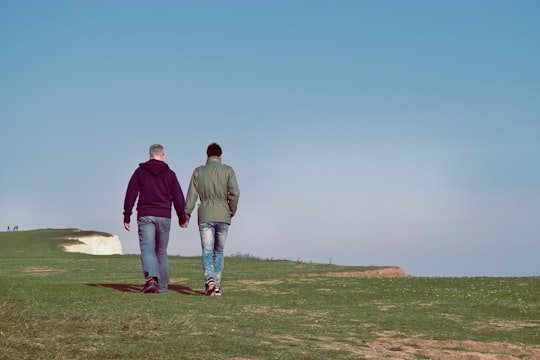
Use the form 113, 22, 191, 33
139, 159, 170, 176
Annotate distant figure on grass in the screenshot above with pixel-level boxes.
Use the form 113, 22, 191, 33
184, 143, 240, 296
123, 144, 188, 294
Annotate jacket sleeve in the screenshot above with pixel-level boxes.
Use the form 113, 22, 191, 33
169, 171, 187, 224
123, 170, 139, 223
184, 169, 199, 220
227, 168, 240, 217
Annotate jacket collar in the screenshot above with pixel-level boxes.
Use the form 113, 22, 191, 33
206, 156, 222, 164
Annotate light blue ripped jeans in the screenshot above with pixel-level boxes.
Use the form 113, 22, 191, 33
137, 216, 171, 292
199, 222, 229, 287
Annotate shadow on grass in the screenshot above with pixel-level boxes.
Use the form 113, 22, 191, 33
86, 283, 205, 295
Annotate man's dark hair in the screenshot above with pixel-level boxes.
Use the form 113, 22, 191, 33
207, 143, 222, 157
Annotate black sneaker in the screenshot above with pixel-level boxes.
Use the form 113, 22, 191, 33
213, 288, 222, 296
140, 278, 158, 293
205, 277, 216, 296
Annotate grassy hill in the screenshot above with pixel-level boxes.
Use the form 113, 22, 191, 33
1, 229, 539, 359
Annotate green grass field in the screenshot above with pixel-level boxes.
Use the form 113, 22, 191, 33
1, 229, 539, 359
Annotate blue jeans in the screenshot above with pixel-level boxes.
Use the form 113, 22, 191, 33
137, 216, 171, 292
199, 222, 229, 287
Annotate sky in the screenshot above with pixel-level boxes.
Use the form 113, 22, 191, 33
1, 1, 539, 276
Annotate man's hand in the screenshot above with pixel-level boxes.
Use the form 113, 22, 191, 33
180, 220, 189, 228
124, 222, 130, 231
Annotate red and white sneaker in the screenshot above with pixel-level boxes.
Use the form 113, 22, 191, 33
140, 278, 158, 293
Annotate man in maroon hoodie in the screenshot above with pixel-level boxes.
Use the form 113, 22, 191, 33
123, 144, 188, 293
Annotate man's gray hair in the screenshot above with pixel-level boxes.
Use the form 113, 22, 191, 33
149, 144, 165, 156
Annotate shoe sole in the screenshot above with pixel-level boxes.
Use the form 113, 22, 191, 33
140, 281, 158, 293
141, 287, 157, 293
205, 278, 216, 296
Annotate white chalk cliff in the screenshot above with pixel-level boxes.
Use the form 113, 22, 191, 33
63, 235, 123, 255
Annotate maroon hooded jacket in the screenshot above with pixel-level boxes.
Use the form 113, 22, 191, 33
123, 159, 187, 225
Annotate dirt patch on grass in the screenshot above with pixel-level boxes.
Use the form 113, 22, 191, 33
243, 305, 298, 316
23, 267, 65, 276
169, 277, 189, 283
301, 266, 408, 278
374, 301, 396, 311
228, 279, 292, 295
263, 330, 540, 359
409, 338, 540, 359
235, 279, 284, 286
479, 320, 539, 330
320, 336, 540, 359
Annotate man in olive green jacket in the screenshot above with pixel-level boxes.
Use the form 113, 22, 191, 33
184, 143, 240, 296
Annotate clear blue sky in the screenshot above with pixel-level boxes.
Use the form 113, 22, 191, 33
1, 1, 539, 276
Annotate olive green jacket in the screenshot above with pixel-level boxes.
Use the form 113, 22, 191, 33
185, 156, 240, 225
